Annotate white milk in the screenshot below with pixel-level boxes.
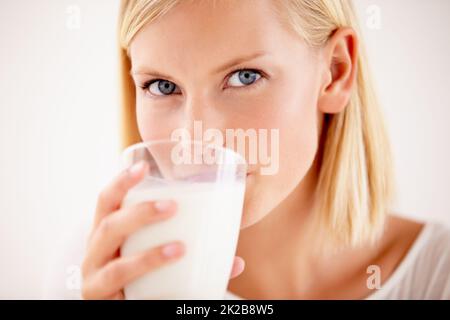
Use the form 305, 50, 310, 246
120, 177, 245, 299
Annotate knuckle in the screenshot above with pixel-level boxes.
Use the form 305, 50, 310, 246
97, 189, 109, 205
116, 176, 131, 194
138, 202, 154, 216
99, 217, 114, 237
142, 248, 163, 267
124, 203, 152, 226
103, 264, 126, 284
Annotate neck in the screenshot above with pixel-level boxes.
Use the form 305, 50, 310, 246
229, 156, 322, 298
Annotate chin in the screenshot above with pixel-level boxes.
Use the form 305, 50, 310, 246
239, 174, 278, 230
239, 197, 272, 230
239, 214, 257, 230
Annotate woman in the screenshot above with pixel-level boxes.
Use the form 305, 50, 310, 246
47, 0, 450, 299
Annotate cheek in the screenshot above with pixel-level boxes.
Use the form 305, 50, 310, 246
240, 76, 320, 228
280, 92, 319, 175
253, 72, 320, 172
136, 101, 178, 141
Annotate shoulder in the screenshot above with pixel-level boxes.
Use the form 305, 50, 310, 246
403, 220, 450, 299
370, 215, 450, 299
388, 215, 450, 259
411, 221, 450, 278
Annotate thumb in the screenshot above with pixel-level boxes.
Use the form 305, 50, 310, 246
229, 256, 245, 279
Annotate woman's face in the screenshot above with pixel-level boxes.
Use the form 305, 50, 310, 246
129, 0, 325, 228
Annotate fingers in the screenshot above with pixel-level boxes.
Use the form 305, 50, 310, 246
230, 256, 246, 279
93, 161, 149, 230
106, 291, 125, 300
82, 241, 185, 299
84, 200, 177, 273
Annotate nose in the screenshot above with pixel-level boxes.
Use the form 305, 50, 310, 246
177, 95, 223, 142
180, 96, 203, 139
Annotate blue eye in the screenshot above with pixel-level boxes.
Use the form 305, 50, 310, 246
146, 80, 181, 96
227, 69, 262, 87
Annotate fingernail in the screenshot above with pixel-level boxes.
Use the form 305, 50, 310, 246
128, 161, 146, 177
162, 242, 183, 258
154, 200, 175, 212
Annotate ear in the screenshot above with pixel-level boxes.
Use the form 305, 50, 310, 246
318, 27, 359, 114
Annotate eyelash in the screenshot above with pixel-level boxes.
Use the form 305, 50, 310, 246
139, 68, 265, 97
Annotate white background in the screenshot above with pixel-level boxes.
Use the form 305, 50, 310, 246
0, 0, 449, 298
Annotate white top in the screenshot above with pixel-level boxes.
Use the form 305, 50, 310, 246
42, 220, 450, 300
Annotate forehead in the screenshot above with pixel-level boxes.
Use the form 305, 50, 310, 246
129, 0, 292, 72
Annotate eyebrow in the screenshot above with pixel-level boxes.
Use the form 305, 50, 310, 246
130, 51, 269, 79
211, 51, 269, 74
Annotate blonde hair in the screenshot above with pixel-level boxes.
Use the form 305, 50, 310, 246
117, 0, 394, 248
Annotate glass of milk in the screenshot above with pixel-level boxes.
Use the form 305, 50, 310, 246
120, 140, 247, 299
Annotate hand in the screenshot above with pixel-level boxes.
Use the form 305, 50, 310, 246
81, 161, 245, 299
